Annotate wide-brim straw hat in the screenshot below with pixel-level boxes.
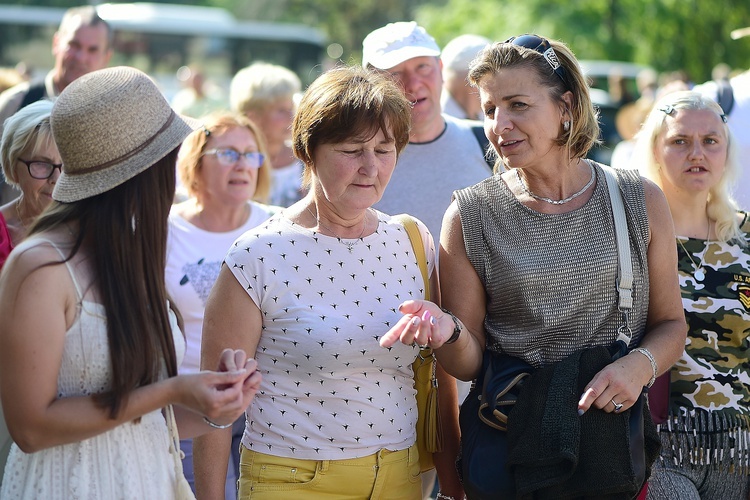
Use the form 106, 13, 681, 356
51, 66, 200, 202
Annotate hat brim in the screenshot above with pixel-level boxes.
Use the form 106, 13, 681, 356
53, 113, 200, 203
365, 46, 441, 70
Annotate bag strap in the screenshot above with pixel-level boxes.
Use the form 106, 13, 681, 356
600, 163, 633, 345
393, 214, 430, 302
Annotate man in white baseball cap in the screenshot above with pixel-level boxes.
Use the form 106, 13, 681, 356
363, 21, 491, 500
363, 22, 492, 241
440, 34, 491, 121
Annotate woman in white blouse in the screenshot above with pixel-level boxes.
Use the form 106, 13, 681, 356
166, 111, 275, 497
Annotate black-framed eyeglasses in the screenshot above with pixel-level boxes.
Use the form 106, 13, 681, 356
18, 158, 63, 179
504, 34, 568, 86
202, 148, 264, 169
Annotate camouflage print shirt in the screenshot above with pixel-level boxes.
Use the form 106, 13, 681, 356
670, 212, 750, 418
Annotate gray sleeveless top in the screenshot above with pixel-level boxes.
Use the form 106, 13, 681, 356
454, 163, 650, 368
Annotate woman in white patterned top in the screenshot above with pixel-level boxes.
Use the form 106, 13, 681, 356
195, 66, 463, 500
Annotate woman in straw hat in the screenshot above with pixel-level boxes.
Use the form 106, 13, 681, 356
0, 66, 261, 499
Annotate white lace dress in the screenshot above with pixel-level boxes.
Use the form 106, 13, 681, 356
0, 251, 186, 499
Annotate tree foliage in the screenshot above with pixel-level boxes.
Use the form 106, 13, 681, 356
7, 0, 750, 82
222, 0, 749, 82
414, 0, 750, 82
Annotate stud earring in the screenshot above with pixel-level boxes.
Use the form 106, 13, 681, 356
563, 121, 570, 132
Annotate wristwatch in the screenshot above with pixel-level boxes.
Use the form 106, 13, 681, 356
440, 308, 462, 344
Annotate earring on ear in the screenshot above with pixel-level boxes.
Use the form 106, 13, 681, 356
563, 121, 570, 132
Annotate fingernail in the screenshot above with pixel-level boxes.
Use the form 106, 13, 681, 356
577, 409, 585, 417
411, 317, 419, 326
422, 310, 432, 322
430, 316, 436, 326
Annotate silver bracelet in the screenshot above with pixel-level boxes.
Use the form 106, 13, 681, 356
631, 347, 658, 388
203, 416, 233, 429
436, 493, 460, 500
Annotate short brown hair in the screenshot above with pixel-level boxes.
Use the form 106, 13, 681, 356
177, 112, 272, 203
292, 66, 411, 188
469, 37, 600, 160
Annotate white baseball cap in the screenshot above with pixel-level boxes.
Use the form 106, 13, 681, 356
362, 21, 441, 70
441, 34, 491, 73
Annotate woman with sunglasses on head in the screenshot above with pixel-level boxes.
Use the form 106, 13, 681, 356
381, 35, 687, 498
166, 111, 275, 497
0, 100, 60, 269
631, 91, 750, 500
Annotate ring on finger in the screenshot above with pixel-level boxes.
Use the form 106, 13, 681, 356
611, 399, 623, 413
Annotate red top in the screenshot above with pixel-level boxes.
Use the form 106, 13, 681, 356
0, 211, 13, 270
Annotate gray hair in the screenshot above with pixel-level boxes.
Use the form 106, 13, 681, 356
1, 100, 55, 186
60, 6, 114, 49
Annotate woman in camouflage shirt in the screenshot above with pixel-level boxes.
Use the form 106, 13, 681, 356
634, 90, 750, 499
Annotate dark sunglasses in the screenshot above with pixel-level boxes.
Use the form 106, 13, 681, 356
504, 34, 567, 86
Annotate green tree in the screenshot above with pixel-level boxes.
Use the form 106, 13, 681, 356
415, 0, 750, 82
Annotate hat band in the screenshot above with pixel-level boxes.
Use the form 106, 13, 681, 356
66, 111, 177, 176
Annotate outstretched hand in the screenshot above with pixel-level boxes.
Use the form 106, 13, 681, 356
379, 300, 455, 349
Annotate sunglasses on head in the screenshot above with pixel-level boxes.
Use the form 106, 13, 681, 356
504, 34, 567, 85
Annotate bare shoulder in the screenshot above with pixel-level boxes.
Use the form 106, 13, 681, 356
640, 178, 671, 223
641, 177, 669, 212
440, 200, 464, 251
1, 235, 78, 306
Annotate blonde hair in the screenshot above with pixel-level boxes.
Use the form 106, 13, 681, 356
177, 111, 271, 203
468, 37, 600, 167
632, 90, 743, 245
230, 62, 301, 115
1, 100, 55, 187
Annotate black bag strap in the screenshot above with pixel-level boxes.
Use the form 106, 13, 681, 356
715, 79, 734, 116
471, 124, 495, 171
19, 81, 47, 110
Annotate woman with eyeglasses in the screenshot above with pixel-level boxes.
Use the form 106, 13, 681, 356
381, 35, 687, 498
0, 100, 60, 268
165, 111, 275, 498
631, 91, 750, 500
